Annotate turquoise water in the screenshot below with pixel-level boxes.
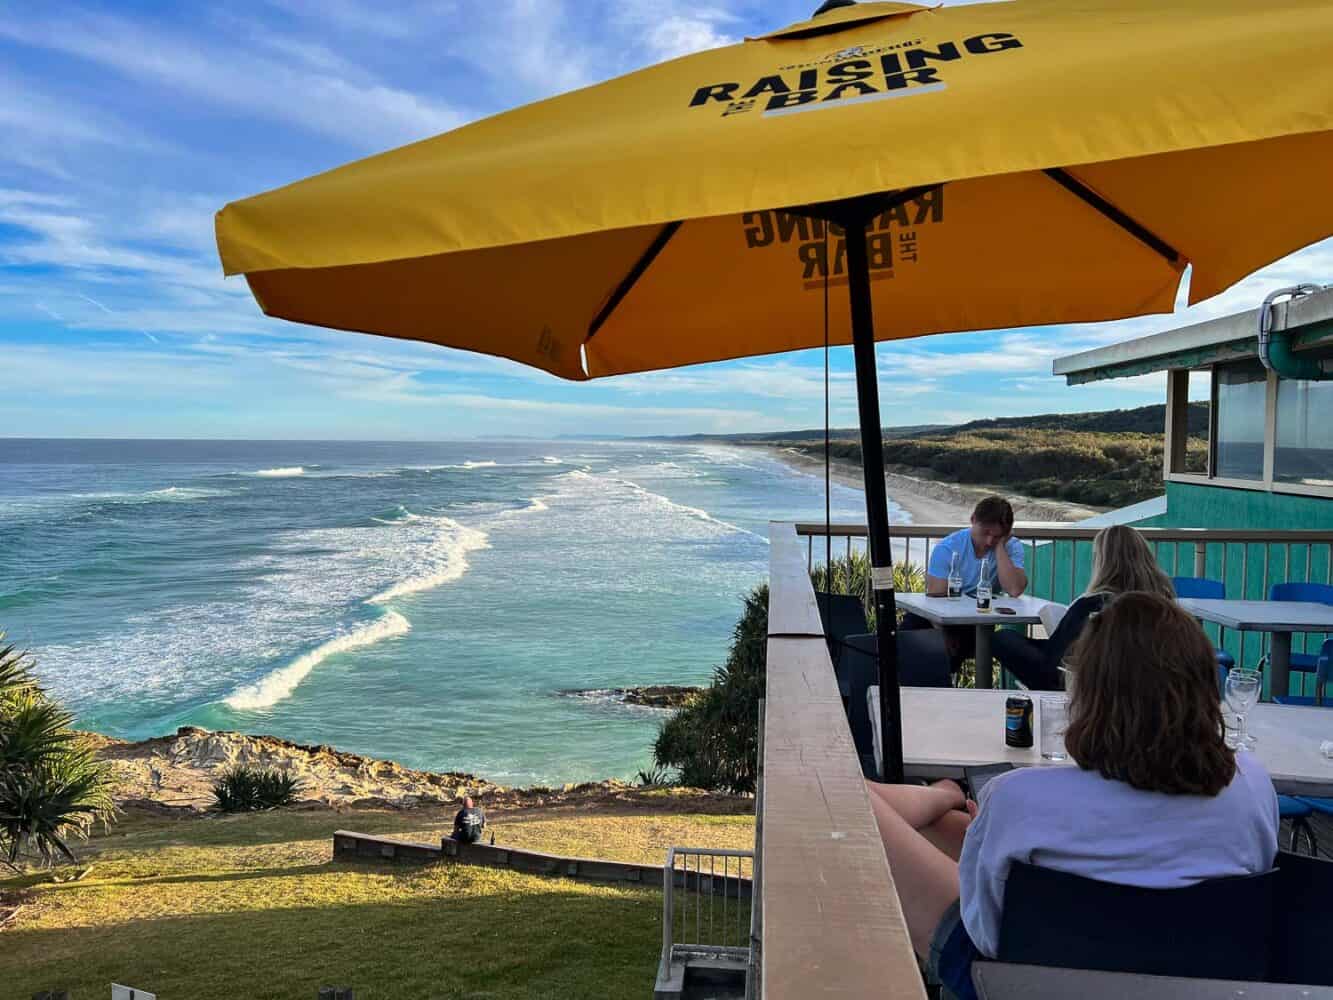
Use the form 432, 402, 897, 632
0, 439, 879, 785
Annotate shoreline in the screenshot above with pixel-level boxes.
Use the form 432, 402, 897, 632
762, 445, 1103, 524
90, 725, 723, 814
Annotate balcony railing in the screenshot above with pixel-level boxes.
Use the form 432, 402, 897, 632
797, 523, 1333, 682
760, 523, 926, 1000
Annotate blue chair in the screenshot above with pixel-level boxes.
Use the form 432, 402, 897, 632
1171, 576, 1237, 674
1279, 795, 1319, 856
1269, 582, 1333, 704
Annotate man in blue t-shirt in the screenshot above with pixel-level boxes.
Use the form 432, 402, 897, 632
902, 496, 1028, 670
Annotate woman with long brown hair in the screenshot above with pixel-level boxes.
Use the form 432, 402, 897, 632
993, 524, 1174, 690
865, 592, 1277, 1000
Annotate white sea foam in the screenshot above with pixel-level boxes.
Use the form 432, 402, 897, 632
70, 486, 232, 504
255, 467, 305, 477
365, 516, 490, 604
542, 456, 562, 465
223, 610, 411, 710
612, 475, 765, 540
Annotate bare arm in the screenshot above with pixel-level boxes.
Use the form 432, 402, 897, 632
925, 574, 948, 596
993, 540, 1028, 597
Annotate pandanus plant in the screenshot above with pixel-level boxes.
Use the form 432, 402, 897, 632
0, 637, 116, 869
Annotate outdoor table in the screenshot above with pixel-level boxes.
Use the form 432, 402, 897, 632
1177, 598, 1333, 700
893, 594, 1059, 690
869, 687, 1333, 796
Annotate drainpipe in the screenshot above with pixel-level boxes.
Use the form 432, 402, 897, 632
1258, 284, 1333, 380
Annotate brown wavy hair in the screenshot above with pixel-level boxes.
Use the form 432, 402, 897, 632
1085, 525, 1176, 599
1064, 591, 1235, 796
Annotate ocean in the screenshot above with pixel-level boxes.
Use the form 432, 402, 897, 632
0, 439, 884, 786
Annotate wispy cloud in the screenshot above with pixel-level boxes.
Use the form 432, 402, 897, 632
0, 11, 467, 149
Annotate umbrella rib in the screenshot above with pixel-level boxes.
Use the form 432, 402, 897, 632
586, 221, 683, 343
1043, 168, 1181, 266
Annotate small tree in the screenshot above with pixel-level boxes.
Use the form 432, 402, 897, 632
0, 638, 117, 869
653, 555, 922, 793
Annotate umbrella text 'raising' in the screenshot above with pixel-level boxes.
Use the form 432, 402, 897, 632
689, 33, 1023, 117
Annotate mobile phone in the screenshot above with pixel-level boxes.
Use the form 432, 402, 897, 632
963, 763, 1015, 802
996, 606, 1017, 615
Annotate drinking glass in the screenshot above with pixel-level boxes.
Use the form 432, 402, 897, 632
1039, 696, 1069, 761
1224, 668, 1261, 750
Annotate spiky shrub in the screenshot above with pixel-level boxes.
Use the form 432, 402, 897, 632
0, 638, 117, 869
211, 765, 302, 812
653, 555, 924, 793
808, 549, 925, 629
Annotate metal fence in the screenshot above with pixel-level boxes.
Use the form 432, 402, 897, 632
657, 847, 754, 997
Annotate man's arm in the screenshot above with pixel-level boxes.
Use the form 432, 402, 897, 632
993, 539, 1027, 597
925, 541, 952, 595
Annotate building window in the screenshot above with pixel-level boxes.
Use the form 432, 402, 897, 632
1213, 361, 1266, 481
1275, 377, 1333, 486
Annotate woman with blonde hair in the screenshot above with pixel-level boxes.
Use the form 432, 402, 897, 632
993, 525, 1174, 690
865, 593, 1277, 1000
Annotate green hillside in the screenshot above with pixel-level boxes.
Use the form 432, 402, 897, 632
726, 403, 1210, 510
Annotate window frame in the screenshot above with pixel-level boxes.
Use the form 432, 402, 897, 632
1164, 364, 1333, 499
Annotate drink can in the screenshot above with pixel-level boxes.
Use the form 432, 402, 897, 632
1005, 694, 1034, 748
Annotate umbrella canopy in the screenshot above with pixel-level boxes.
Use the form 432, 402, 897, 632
217, 0, 1333, 382
217, 0, 1333, 783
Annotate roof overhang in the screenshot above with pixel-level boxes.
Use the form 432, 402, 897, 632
1053, 285, 1333, 385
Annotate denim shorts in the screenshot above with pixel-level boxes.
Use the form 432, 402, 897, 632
927, 899, 981, 1000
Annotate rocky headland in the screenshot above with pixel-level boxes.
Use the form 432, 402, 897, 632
89, 727, 656, 814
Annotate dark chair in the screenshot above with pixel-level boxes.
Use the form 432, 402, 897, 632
992, 593, 1106, 691
837, 630, 951, 779
815, 592, 869, 671
996, 861, 1276, 982
1171, 576, 1237, 673
1273, 850, 1333, 986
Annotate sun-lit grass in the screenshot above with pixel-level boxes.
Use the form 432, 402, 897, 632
0, 797, 753, 999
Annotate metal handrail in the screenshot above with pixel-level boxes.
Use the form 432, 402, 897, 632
795, 523, 1333, 542
660, 845, 755, 993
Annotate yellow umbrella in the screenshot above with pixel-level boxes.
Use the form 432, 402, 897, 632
216, 0, 1333, 781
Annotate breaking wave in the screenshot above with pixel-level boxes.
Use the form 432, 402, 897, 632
255, 467, 305, 477
365, 516, 490, 604
223, 610, 411, 710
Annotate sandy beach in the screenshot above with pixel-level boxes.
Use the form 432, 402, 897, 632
764, 445, 1101, 525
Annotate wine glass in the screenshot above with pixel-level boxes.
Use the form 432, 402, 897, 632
1224, 668, 1261, 750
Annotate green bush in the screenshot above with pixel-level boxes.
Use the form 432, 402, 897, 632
211, 765, 303, 812
653, 554, 922, 793
0, 637, 117, 869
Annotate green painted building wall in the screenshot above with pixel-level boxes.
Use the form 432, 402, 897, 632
1026, 480, 1333, 694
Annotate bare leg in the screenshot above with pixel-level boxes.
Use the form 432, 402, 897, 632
921, 809, 972, 863
866, 792, 962, 957
865, 779, 965, 830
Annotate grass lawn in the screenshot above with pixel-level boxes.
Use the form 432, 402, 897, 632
0, 794, 754, 999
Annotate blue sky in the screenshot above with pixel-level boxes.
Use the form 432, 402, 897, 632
0, 0, 1329, 440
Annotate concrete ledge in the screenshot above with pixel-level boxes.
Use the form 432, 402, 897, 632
332, 830, 753, 897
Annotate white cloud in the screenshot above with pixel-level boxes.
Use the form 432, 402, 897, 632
0, 13, 466, 149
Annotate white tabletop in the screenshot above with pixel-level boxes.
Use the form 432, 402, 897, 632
894, 592, 1055, 626
870, 686, 1333, 795
1177, 598, 1333, 633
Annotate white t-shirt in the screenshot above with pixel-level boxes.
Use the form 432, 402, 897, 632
958, 752, 1279, 957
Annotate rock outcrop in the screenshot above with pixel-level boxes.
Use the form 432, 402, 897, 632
93, 727, 638, 813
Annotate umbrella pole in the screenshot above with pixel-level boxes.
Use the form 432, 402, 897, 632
842, 216, 905, 785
